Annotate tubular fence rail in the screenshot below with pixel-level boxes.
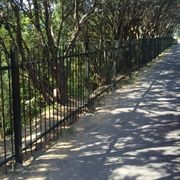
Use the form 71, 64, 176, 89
0, 37, 176, 171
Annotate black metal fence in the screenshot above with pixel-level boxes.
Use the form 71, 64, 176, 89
0, 37, 175, 170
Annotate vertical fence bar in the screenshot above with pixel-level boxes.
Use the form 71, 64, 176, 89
10, 47, 22, 164
129, 39, 132, 77
139, 39, 142, 68
0, 52, 7, 169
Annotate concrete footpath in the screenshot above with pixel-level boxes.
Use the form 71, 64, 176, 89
8, 45, 180, 180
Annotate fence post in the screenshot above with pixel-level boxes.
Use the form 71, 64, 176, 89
129, 39, 132, 78
141, 38, 145, 66
112, 41, 119, 92
161, 37, 164, 52
112, 57, 116, 92
139, 39, 143, 68
10, 47, 22, 164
